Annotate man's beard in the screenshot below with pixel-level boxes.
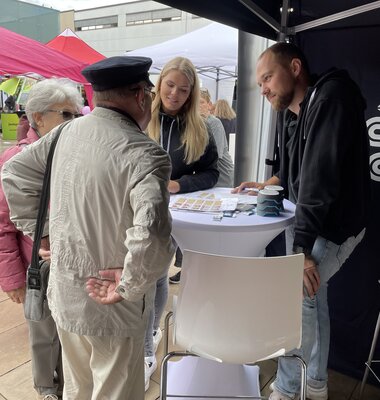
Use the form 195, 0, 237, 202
269, 90, 294, 112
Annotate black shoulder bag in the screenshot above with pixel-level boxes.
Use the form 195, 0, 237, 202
24, 123, 68, 321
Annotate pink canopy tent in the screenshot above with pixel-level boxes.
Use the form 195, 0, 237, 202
0, 27, 89, 83
0, 27, 94, 106
46, 28, 105, 64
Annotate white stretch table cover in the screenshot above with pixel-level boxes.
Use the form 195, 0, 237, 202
170, 187, 295, 257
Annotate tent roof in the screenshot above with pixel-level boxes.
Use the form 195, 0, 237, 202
46, 28, 105, 64
0, 27, 88, 84
157, 0, 380, 40
127, 22, 237, 80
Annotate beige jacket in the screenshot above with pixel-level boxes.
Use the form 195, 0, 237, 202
2, 107, 174, 337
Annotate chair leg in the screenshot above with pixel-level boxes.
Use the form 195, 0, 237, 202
164, 311, 173, 356
359, 312, 380, 399
282, 355, 307, 400
160, 351, 195, 400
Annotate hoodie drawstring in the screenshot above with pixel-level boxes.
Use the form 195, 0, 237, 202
160, 115, 175, 153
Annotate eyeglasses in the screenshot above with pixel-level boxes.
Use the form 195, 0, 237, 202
45, 109, 82, 120
143, 86, 155, 98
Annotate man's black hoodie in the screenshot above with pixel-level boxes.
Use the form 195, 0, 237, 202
277, 69, 370, 252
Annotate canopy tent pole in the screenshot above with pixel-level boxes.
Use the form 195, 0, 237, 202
291, 0, 380, 34
238, 0, 280, 33
235, 32, 271, 184
216, 68, 220, 100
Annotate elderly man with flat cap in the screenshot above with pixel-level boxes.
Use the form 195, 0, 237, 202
1, 56, 175, 400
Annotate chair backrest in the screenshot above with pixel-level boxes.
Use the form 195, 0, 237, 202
174, 250, 304, 364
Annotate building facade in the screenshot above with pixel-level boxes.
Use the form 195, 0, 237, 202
1, 0, 60, 43
70, 1, 212, 57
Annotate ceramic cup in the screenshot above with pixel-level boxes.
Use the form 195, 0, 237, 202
257, 189, 281, 216
264, 185, 285, 211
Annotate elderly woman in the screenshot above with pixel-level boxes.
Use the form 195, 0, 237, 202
0, 78, 83, 400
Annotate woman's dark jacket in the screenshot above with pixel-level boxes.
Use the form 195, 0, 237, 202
159, 112, 219, 193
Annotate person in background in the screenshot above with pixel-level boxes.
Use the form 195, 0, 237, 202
0, 78, 83, 400
214, 98, 237, 145
16, 113, 30, 142
199, 88, 234, 187
4, 94, 16, 112
2, 56, 174, 400
144, 56, 219, 389
233, 42, 369, 400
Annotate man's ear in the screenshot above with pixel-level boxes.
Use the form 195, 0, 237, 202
136, 87, 145, 111
291, 58, 302, 77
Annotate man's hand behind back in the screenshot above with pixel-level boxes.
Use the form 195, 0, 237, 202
86, 268, 124, 304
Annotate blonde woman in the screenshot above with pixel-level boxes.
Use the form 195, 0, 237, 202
144, 57, 219, 390
148, 57, 219, 193
214, 98, 237, 144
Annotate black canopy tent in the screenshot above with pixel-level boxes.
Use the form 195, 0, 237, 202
159, 0, 380, 383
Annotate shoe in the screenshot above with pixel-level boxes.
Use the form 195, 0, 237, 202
269, 389, 297, 400
269, 383, 299, 400
269, 381, 328, 400
36, 395, 59, 400
144, 355, 157, 391
169, 271, 181, 284
153, 327, 162, 353
306, 384, 328, 400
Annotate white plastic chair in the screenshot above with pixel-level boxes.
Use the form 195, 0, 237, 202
160, 249, 307, 400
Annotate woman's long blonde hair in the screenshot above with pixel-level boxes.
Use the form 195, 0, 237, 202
214, 99, 236, 120
147, 57, 208, 164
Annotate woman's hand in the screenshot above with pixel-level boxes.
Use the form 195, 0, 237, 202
39, 236, 51, 261
6, 286, 26, 304
168, 180, 180, 194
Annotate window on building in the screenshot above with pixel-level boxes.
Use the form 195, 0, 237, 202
75, 15, 118, 31
126, 8, 181, 26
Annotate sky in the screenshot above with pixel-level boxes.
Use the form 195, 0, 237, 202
21, 0, 135, 11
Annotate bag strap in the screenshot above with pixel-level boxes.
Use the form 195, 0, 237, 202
30, 121, 70, 272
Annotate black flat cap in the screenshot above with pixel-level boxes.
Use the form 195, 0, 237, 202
82, 56, 154, 91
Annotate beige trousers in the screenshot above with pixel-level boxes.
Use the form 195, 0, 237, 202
57, 327, 145, 400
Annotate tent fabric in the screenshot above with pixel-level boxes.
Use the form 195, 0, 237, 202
158, 0, 380, 39
46, 28, 105, 64
0, 27, 88, 84
0, 77, 20, 95
127, 22, 237, 81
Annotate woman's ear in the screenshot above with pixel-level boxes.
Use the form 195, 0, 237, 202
33, 112, 44, 128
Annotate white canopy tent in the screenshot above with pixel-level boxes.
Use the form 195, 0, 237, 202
126, 22, 238, 102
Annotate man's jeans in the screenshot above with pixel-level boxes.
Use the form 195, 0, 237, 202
275, 228, 365, 397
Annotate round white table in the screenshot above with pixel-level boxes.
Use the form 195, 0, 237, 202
170, 187, 295, 257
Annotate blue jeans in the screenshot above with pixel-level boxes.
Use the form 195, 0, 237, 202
144, 274, 168, 357
275, 228, 365, 397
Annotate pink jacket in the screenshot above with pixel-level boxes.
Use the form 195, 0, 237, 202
0, 127, 39, 292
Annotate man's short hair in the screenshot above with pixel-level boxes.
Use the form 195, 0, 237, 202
264, 42, 310, 76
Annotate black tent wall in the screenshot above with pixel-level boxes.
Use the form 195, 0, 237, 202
296, 27, 380, 383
